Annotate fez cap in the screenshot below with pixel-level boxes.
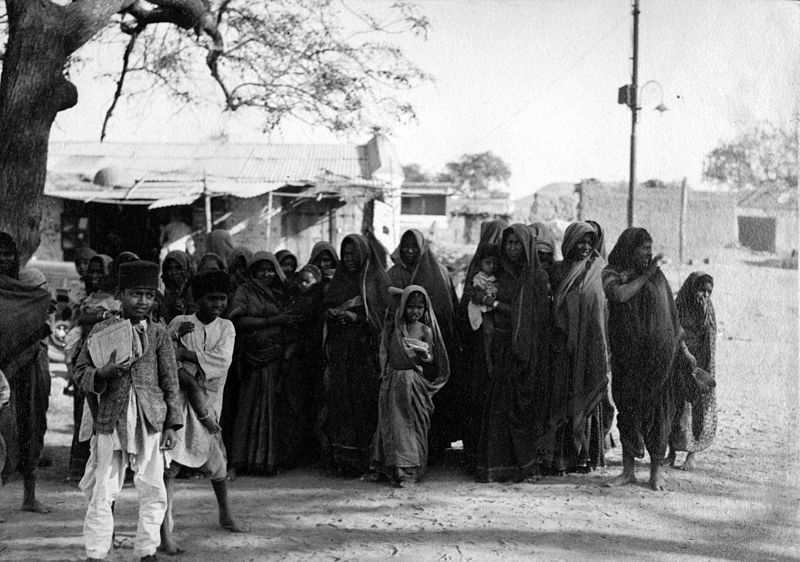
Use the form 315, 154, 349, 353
119, 260, 159, 290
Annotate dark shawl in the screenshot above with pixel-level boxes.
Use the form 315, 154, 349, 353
298, 263, 322, 282
309, 242, 339, 270
550, 221, 609, 436
585, 220, 607, 258
497, 223, 551, 366
162, 250, 193, 288
388, 229, 457, 343
605, 227, 682, 398
323, 233, 389, 334
226, 247, 252, 273
463, 220, 508, 290
0, 231, 20, 279
206, 230, 235, 263
528, 222, 556, 255
74, 246, 97, 264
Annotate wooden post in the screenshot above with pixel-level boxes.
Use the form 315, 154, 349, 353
203, 174, 212, 234
265, 191, 274, 248
678, 177, 688, 264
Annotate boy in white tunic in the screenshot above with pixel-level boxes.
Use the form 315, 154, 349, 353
76, 260, 182, 561
160, 271, 246, 554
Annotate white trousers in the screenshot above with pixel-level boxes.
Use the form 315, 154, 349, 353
82, 432, 167, 559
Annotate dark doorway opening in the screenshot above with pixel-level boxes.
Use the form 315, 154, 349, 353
738, 215, 776, 253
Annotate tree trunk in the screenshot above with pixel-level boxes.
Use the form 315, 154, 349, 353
0, 4, 78, 263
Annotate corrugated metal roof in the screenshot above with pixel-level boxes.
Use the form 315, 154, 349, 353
44, 140, 386, 205
737, 185, 798, 211
48, 140, 368, 183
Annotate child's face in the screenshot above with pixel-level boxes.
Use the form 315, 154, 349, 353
75, 258, 90, 279
198, 291, 228, 319
480, 257, 497, 275
695, 281, 713, 304
86, 261, 105, 291
121, 288, 157, 321
404, 293, 426, 323
298, 271, 317, 292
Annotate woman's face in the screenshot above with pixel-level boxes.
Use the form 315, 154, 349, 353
251, 260, 276, 286
404, 292, 426, 322
632, 239, 652, 272
504, 233, 524, 263
199, 259, 222, 275
232, 257, 248, 282
163, 258, 185, 287
316, 251, 334, 271
342, 242, 359, 273
572, 233, 595, 261
280, 256, 297, 277
400, 234, 420, 267
75, 258, 90, 279
0, 243, 16, 277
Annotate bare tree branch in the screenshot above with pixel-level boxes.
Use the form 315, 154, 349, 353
101, 30, 140, 141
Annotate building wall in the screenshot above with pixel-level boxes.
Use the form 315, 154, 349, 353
735, 206, 798, 255
579, 182, 737, 260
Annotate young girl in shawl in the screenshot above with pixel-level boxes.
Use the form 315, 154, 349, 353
602, 228, 697, 491
161, 250, 196, 323
228, 252, 297, 477
309, 242, 339, 296
320, 234, 389, 475
369, 286, 450, 487
197, 253, 226, 275
275, 250, 298, 292
467, 245, 500, 373
544, 222, 610, 475
667, 272, 717, 471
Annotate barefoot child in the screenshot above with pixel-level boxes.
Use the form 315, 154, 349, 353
76, 260, 182, 561
370, 286, 450, 487
466, 245, 500, 372
162, 271, 246, 553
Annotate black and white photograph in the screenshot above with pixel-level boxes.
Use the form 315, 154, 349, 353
0, 0, 797, 560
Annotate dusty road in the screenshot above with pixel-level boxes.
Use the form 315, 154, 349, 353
1, 250, 797, 561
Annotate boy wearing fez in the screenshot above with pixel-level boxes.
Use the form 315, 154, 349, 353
160, 271, 246, 555
76, 261, 182, 561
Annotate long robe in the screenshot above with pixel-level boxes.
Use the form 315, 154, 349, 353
670, 272, 717, 453
228, 252, 286, 473
457, 219, 508, 463
603, 227, 684, 460
320, 234, 389, 474
387, 229, 461, 452
544, 222, 610, 473
474, 223, 551, 482
371, 286, 450, 483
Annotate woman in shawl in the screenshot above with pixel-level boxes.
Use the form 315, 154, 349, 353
387, 229, 460, 459
227, 251, 297, 476
543, 222, 610, 475
308, 241, 339, 296
528, 222, 556, 274
468, 223, 552, 483
219, 246, 252, 454
602, 228, 696, 491
197, 252, 226, 275
667, 272, 716, 471
161, 250, 196, 323
458, 219, 507, 466
369, 285, 450, 487
206, 229, 235, 265
0, 232, 52, 512
320, 234, 389, 475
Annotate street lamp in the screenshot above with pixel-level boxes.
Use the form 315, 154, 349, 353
617, 0, 669, 228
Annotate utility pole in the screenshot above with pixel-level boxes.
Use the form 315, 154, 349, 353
627, 0, 640, 228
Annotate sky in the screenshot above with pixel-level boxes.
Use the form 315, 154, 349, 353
52, 0, 800, 199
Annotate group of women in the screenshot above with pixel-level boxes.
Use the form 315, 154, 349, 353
61, 220, 717, 490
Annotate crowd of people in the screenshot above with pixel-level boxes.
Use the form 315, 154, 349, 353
0, 220, 719, 560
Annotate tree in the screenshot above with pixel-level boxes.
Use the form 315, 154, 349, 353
703, 121, 798, 191
0, 0, 429, 260
444, 151, 511, 196
401, 164, 432, 183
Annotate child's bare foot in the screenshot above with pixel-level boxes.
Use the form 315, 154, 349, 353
649, 464, 667, 491
220, 514, 248, 533
21, 500, 51, 513
682, 452, 697, 471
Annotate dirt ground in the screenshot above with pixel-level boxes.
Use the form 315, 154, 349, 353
1, 249, 798, 561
